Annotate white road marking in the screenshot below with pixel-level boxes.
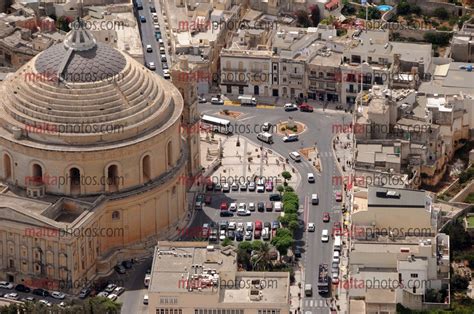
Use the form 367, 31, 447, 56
238, 116, 256, 122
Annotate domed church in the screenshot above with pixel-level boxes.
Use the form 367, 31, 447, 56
0, 21, 200, 291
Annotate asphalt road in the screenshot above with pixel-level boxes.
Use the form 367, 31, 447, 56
135, 0, 170, 76
196, 102, 349, 314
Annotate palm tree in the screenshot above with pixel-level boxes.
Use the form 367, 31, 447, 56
251, 242, 272, 271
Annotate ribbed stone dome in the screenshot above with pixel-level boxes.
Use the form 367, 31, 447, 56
0, 21, 183, 147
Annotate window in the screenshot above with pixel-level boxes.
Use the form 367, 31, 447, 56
69, 167, 81, 194
112, 211, 120, 220
226, 85, 231, 93
142, 155, 151, 183
107, 164, 120, 191
32, 163, 43, 183
238, 86, 244, 94
3, 154, 11, 179
167, 141, 173, 167
282, 66, 286, 71
410, 273, 418, 278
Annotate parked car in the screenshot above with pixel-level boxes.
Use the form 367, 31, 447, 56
240, 182, 247, 191
32, 288, 50, 297
114, 264, 126, 274
248, 182, 256, 191
214, 183, 222, 191
235, 231, 244, 241
265, 201, 273, 212
14, 284, 30, 292
254, 229, 261, 239
237, 208, 251, 216
264, 222, 271, 230
246, 222, 253, 231
335, 190, 342, 202
272, 221, 280, 230
219, 230, 226, 241
0, 282, 14, 289
333, 251, 340, 263
222, 183, 230, 192
220, 211, 233, 217
198, 96, 207, 103
113, 287, 125, 296
51, 291, 66, 300
38, 299, 52, 307
228, 222, 236, 230
105, 284, 117, 293
269, 194, 281, 201
211, 97, 224, 105
122, 260, 133, 269
97, 291, 109, 298
231, 182, 239, 191
220, 202, 228, 211
79, 288, 91, 299
294, 247, 302, 258
284, 103, 298, 111
229, 203, 237, 212
147, 62, 156, 71
333, 222, 342, 236
3, 293, 19, 300
299, 103, 314, 112
226, 230, 235, 240
257, 202, 265, 212
265, 181, 273, 192
248, 202, 255, 211
107, 293, 118, 301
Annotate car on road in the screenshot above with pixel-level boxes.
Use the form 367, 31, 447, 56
248, 202, 255, 211
332, 272, 339, 284
3, 293, 19, 300
240, 182, 247, 191
282, 134, 298, 142
229, 203, 237, 212
163, 70, 170, 80
307, 173, 315, 183
150, 5, 156, 12
214, 183, 222, 191
335, 190, 342, 202
222, 183, 230, 192
146, 44, 153, 52
0, 281, 13, 289
198, 96, 207, 103
79, 288, 91, 299
15, 284, 31, 293
211, 97, 224, 105
332, 251, 340, 263
321, 229, 329, 242
323, 212, 330, 222
289, 151, 301, 162
161, 54, 167, 62
114, 264, 126, 274
262, 122, 272, 132
311, 193, 319, 205
140, 15, 146, 23
220, 211, 233, 217
220, 202, 228, 211
32, 288, 50, 297
51, 291, 66, 299
195, 194, 204, 209
257, 202, 265, 212
147, 62, 156, 71
284, 103, 298, 111
299, 103, 314, 112
248, 182, 256, 191
231, 182, 239, 191
307, 222, 316, 232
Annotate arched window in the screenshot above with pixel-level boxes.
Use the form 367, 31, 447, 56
3, 154, 11, 179
112, 211, 120, 220
107, 165, 120, 192
69, 167, 81, 194
142, 155, 151, 183
167, 141, 173, 167
32, 163, 43, 184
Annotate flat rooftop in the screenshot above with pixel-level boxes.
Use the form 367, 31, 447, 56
368, 186, 426, 208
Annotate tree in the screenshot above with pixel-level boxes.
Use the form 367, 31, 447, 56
284, 186, 294, 192
277, 185, 285, 194
288, 220, 300, 234
397, 0, 411, 15
251, 242, 272, 271
221, 238, 233, 247
295, 10, 312, 28
310, 5, 320, 26
451, 274, 469, 291
283, 201, 297, 213
433, 7, 449, 20
271, 228, 294, 258
281, 171, 292, 182
423, 32, 452, 46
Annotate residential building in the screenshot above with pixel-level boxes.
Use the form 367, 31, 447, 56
348, 187, 450, 312
147, 242, 290, 314
451, 20, 474, 62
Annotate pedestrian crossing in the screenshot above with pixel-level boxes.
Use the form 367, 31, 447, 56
304, 299, 329, 309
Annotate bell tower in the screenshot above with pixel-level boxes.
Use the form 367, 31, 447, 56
171, 55, 202, 180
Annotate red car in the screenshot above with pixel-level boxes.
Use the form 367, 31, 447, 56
335, 191, 342, 202
299, 103, 314, 112
220, 202, 228, 211
333, 222, 341, 236
265, 181, 273, 192
255, 220, 263, 231
323, 212, 330, 222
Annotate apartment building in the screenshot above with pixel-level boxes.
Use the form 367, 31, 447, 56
348, 187, 450, 313
147, 242, 290, 314
451, 21, 474, 62
306, 46, 342, 102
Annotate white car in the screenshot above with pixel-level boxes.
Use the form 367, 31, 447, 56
237, 208, 250, 216
107, 293, 118, 301
236, 222, 244, 232
238, 203, 246, 211
248, 202, 255, 211
256, 184, 265, 193
222, 183, 230, 192
38, 299, 52, 307
284, 103, 298, 111
219, 230, 226, 241
211, 97, 224, 105
51, 291, 65, 299
321, 229, 329, 242
4, 293, 19, 300
289, 151, 301, 162
228, 222, 236, 230
229, 203, 237, 212
307, 173, 315, 183
307, 222, 315, 232
231, 182, 239, 191
158, 38, 164, 44
113, 287, 125, 296
105, 284, 117, 293
246, 222, 253, 231
147, 62, 156, 71
146, 44, 152, 52
248, 182, 256, 191
332, 251, 340, 263
0, 281, 13, 289
97, 291, 109, 298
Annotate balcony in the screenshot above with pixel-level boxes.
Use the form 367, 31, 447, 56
222, 67, 246, 72
289, 73, 303, 79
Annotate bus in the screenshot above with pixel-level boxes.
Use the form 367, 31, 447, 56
200, 115, 231, 134
133, 0, 143, 10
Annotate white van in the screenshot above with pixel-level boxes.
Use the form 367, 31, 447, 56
321, 229, 329, 242
144, 274, 151, 287
311, 194, 319, 205
257, 132, 273, 144
274, 201, 282, 212
289, 151, 301, 161
262, 228, 270, 240
307, 173, 315, 183
334, 236, 342, 251
332, 250, 340, 263
143, 294, 149, 305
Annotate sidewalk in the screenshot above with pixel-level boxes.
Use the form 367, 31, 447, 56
290, 265, 303, 314
332, 131, 354, 314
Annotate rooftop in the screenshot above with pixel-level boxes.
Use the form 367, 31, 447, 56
367, 186, 426, 208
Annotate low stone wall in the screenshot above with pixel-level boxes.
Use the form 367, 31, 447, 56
451, 180, 474, 203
